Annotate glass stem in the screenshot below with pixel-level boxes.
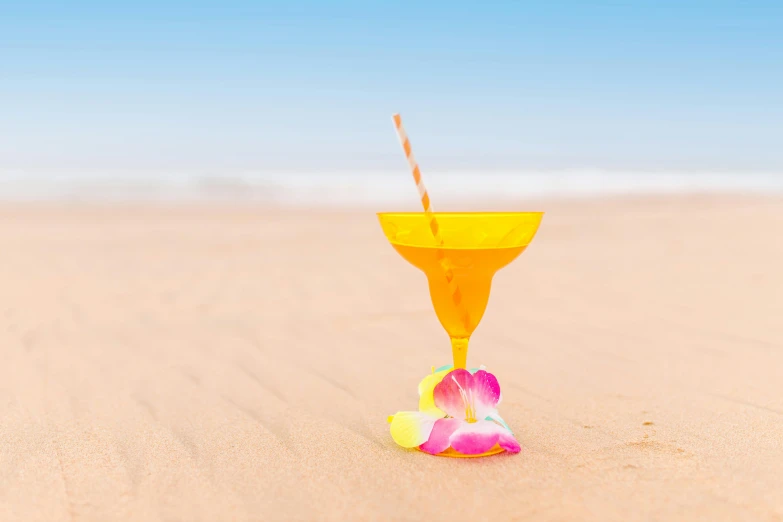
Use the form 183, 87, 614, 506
450, 337, 470, 369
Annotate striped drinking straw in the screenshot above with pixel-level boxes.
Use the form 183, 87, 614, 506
391, 113, 471, 331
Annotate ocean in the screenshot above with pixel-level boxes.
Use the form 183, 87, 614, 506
1, 170, 782, 206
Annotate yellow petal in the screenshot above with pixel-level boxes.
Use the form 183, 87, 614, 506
389, 411, 437, 448
418, 369, 450, 416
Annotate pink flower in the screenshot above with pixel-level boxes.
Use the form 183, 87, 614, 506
389, 367, 521, 456
420, 368, 520, 455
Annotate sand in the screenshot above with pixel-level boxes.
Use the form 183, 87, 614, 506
1, 195, 782, 521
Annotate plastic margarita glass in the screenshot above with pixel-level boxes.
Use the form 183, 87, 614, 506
377, 211, 543, 369
383, 114, 544, 457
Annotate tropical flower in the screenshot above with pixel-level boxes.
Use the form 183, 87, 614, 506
389, 367, 520, 455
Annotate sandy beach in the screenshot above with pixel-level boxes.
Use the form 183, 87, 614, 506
1, 195, 781, 521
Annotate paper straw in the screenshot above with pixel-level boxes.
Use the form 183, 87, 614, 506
392, 113, 470, 330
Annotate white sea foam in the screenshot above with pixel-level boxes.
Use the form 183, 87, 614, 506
1, 170, 781, 205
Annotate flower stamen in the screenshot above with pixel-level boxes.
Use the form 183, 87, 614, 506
452, 374, 477, 423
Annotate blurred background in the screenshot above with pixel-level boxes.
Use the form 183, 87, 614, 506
1, 0, 781, 204
3, 2, 783, 521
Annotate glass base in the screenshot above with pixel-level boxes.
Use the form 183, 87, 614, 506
417, 443, 506, 458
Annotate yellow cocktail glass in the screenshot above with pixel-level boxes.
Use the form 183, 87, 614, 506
378, 212, 543, 369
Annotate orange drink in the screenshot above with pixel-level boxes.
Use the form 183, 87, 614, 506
378, 212, 543, 368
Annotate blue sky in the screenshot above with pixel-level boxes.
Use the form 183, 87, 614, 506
1, 0, 781, 174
